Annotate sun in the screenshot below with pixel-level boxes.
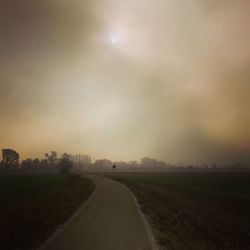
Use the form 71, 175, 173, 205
109, 32, 122, 46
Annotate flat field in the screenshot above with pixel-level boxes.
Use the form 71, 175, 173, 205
113, 172, 250, 250
0, 174, 95, 250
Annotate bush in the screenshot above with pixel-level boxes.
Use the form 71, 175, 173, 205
57, 154, 73, 174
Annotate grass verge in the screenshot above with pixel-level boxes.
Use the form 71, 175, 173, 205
0, 174, 95, 250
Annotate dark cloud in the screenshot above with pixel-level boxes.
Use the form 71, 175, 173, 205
0, 0, 99, 117
0, 0, 97, 59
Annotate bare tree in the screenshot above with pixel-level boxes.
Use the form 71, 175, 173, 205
45, 151, 58, 166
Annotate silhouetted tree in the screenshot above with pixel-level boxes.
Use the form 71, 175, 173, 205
32, 158, 40, 168
45, 151, 57, 166
21, 159, 33, 168
40, 159, 49, 168
2, 149, 19, 167
57, 153, 73, 174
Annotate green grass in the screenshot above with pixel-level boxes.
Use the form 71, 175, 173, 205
113, 172, 250, 250
0, 174, 95, 250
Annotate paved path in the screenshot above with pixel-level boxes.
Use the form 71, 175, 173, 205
42, 175, 153, 250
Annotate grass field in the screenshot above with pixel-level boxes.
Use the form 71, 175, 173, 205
0, 174, 95, 250
113, 172, 250, 250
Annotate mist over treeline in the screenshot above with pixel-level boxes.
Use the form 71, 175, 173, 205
1, 148, 248, 173
92, 157, 247, 172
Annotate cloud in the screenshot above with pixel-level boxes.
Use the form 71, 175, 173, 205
0, 0, 249, 165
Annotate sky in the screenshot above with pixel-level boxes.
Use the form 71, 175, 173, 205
0, 0, 250, 165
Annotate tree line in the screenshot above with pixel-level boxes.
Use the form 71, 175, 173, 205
1, 149, 73, 174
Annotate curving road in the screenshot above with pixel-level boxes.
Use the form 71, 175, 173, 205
41, 175, 153, 250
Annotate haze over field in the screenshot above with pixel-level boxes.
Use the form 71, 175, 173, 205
0, 0, 250, 165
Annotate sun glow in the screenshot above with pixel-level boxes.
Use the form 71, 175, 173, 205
110, 32, 121, 44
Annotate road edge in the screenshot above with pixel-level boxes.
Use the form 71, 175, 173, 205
115, 180, 160, 250
37, 178, 97, 250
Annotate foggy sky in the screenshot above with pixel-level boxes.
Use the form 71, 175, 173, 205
0, 0, 250, 165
